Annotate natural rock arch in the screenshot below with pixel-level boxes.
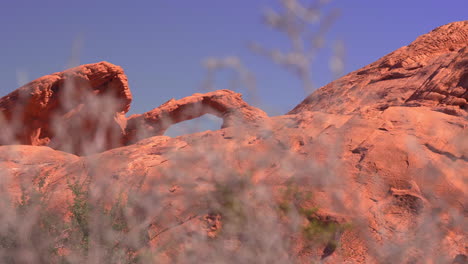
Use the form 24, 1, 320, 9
124, 89, 268, 144
0, 62, 267, 154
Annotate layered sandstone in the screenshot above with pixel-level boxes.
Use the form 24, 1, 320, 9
290, 21, 468, 117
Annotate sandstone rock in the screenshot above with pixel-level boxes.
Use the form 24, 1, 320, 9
379, 21, 468, 69
0, 61, 132, 155
290, 21, 468, 117
124, 89, 268, 144
0, 22, 466, 263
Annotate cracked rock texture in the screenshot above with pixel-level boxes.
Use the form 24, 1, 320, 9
0, 21, 466, 263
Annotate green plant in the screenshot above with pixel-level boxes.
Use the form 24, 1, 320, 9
277, 180, 349, 255
67, 182, 91, 252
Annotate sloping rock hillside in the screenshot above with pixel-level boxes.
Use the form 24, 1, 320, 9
0, 21, 466, 263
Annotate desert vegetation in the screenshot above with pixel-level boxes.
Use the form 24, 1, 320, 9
0, 1, 466, 263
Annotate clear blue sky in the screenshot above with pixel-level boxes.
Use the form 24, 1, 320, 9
1, 0, 466, 116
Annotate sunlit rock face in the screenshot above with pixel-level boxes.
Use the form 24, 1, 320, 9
124, 89, 268, 144
0, 61, 132, 155
0, 21, 466, 263
290, 21, 468, 117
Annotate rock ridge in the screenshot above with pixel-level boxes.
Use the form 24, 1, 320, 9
290, 21, 468, 117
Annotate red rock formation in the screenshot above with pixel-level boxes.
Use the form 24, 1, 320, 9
125, 89, 268, 144
0, 68, 266, 153
290, 21, 468, 117
0, 61, 132, 155
0, 22, 466, 263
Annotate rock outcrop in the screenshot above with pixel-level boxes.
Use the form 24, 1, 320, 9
125, 89, 268, 144
290, 21, 468, 117
0, 21, 466, 263
0, 61, 132, 155
0, 69, 266, 154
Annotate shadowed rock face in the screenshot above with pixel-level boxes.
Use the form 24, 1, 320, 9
0, 22, 466, 263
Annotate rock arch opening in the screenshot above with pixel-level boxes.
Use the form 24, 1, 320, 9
164, 114, 223, 137
124, 90, 268, 144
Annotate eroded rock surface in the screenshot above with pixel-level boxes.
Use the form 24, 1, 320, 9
0, 61, 132, 155
125, 89, 268, 144
0, 21, 466, 263
0, 68, 266, 154
290, 21, 468, 117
